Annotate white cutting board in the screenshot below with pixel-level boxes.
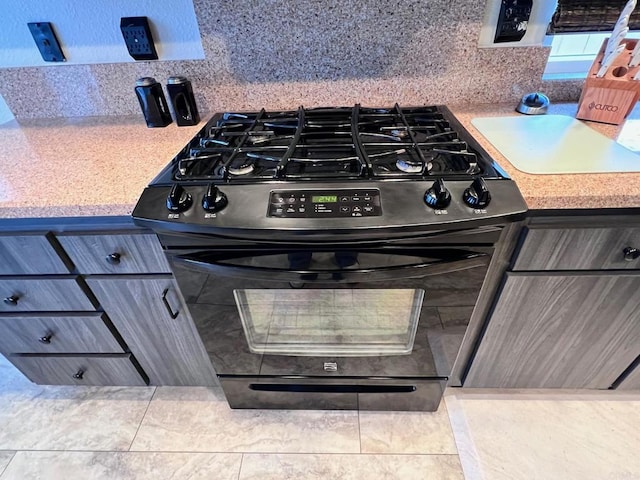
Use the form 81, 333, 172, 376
471, 115, 640, 174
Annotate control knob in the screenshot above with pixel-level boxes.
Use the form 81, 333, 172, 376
202, 184, 228, 212
463, 177, 491, 208
166, 184, 193, 212
424, 178, 451, 209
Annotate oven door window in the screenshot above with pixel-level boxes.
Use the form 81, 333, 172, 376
234, 288, 424, 357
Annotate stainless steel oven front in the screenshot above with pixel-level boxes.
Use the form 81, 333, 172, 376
163, 230, 494, 411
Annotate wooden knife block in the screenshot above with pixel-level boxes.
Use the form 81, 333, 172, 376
577, 38, 640, 125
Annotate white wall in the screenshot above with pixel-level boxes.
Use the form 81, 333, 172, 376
0, 95, 15, 124
0, 0, 204, 67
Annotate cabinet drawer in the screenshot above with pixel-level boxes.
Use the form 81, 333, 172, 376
0, 277, 95, 312
57, 234, 170, 274
0, 314, 123, 354
9, 354, 148, 386
514, 227, 640, 271
0, 235, 69, 275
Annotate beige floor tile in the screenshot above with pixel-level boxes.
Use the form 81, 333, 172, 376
446, 390, 640, 480
130, 387, 360, 453
0, 386, 154, 451
239, 453, 464, 480
0, 353, 155, 451
0, 452, 15, 476
0, 451, 242, 480
359, 401, 458, 454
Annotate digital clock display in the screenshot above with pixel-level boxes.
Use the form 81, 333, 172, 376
312, 195, 338, 203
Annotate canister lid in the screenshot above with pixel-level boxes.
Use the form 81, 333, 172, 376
136, 77, 157, 87
167, 76, 188, 85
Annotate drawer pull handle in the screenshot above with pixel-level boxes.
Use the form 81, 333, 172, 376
161, 288, 180, 319
623, 247, 640, 261
3, 295, 19, 306
105, 252, 122, 265
72, 370, 84, 380
38, 334, 52, 344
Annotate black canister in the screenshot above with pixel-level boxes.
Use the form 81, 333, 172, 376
166, 76, 200, 126
135, 77, 172, 128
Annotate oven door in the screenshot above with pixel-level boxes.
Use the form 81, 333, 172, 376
169, 244, 491, 380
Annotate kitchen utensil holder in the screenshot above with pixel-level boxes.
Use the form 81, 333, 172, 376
577, 38, 640, 125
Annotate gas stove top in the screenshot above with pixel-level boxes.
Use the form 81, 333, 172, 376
134, 105, 526, 239
151, 105, 504, 184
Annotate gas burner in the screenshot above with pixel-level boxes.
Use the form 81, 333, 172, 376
246, 135, 272, 145
228, 161, 255, 176
159, 104, 502, 183
390, 129, 410, 139
396, 158, 424, 173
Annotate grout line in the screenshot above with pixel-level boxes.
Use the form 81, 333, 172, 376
236, 453, 244, 480
0, 449, 462, 456
0, 452, 17, 478
443, 395, 483, 480
357, 411, 362, 454
127, 386, 157, 452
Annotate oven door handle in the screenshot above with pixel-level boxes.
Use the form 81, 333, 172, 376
172, 252, 489, 283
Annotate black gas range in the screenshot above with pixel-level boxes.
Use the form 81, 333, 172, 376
133, 105, 526, 411
133, 104, 526, 238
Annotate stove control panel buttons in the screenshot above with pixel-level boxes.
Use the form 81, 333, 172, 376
424, 178, 451, 209
202, 184, 228, 212
269, 190, 381, 218
463, 177, 491, 208
166, 184, 193, 212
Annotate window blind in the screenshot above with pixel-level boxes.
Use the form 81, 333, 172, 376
548, 0, 640, 33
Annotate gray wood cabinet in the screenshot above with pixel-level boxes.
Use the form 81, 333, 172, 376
0, 227, 152, 387
0, 314, 123, 354
87, 276, 217, 386
465, 214, 640, 390
465, 273, 640, 388
618, 363, 640, 390
0, 235, 70, 275
0, 277, 96, 312
10, 354, 147, 386
514, 227, 640, 271
57, 233, 170, 274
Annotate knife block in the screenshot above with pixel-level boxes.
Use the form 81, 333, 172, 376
577, 38, 640, 125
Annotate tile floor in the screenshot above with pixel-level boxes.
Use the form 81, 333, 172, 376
0, 354, 638, 479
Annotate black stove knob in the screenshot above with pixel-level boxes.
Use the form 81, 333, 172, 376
166, 184, 193, 212
202, 184, 228, 212
463, 177, 491, 208
424, 178, 451, 209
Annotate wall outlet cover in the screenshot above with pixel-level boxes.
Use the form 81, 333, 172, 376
120, 16, 158, 61
494, 0, 533, 43
27, 22, 66, 62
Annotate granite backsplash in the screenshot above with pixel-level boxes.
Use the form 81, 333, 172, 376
0, 0, 583, 119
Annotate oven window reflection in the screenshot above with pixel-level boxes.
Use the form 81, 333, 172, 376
234, 289, 424, 356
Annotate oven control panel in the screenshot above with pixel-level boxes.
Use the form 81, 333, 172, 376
268, 189, 382, 218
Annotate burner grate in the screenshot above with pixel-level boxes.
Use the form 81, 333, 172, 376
169, 104, 486, 182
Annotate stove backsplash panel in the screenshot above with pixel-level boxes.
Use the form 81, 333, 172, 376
0, 0, 582, 119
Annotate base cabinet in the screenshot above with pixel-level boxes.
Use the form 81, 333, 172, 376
618, 363, 640, 390
87, 277, 217, 386
465, 273, 640, 389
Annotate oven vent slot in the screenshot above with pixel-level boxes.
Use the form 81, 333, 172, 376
249, 384, 417, 394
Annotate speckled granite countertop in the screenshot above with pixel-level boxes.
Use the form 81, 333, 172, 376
449, 103, 640, 210
0, 104, 638, 219
0, 117, 201, 219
